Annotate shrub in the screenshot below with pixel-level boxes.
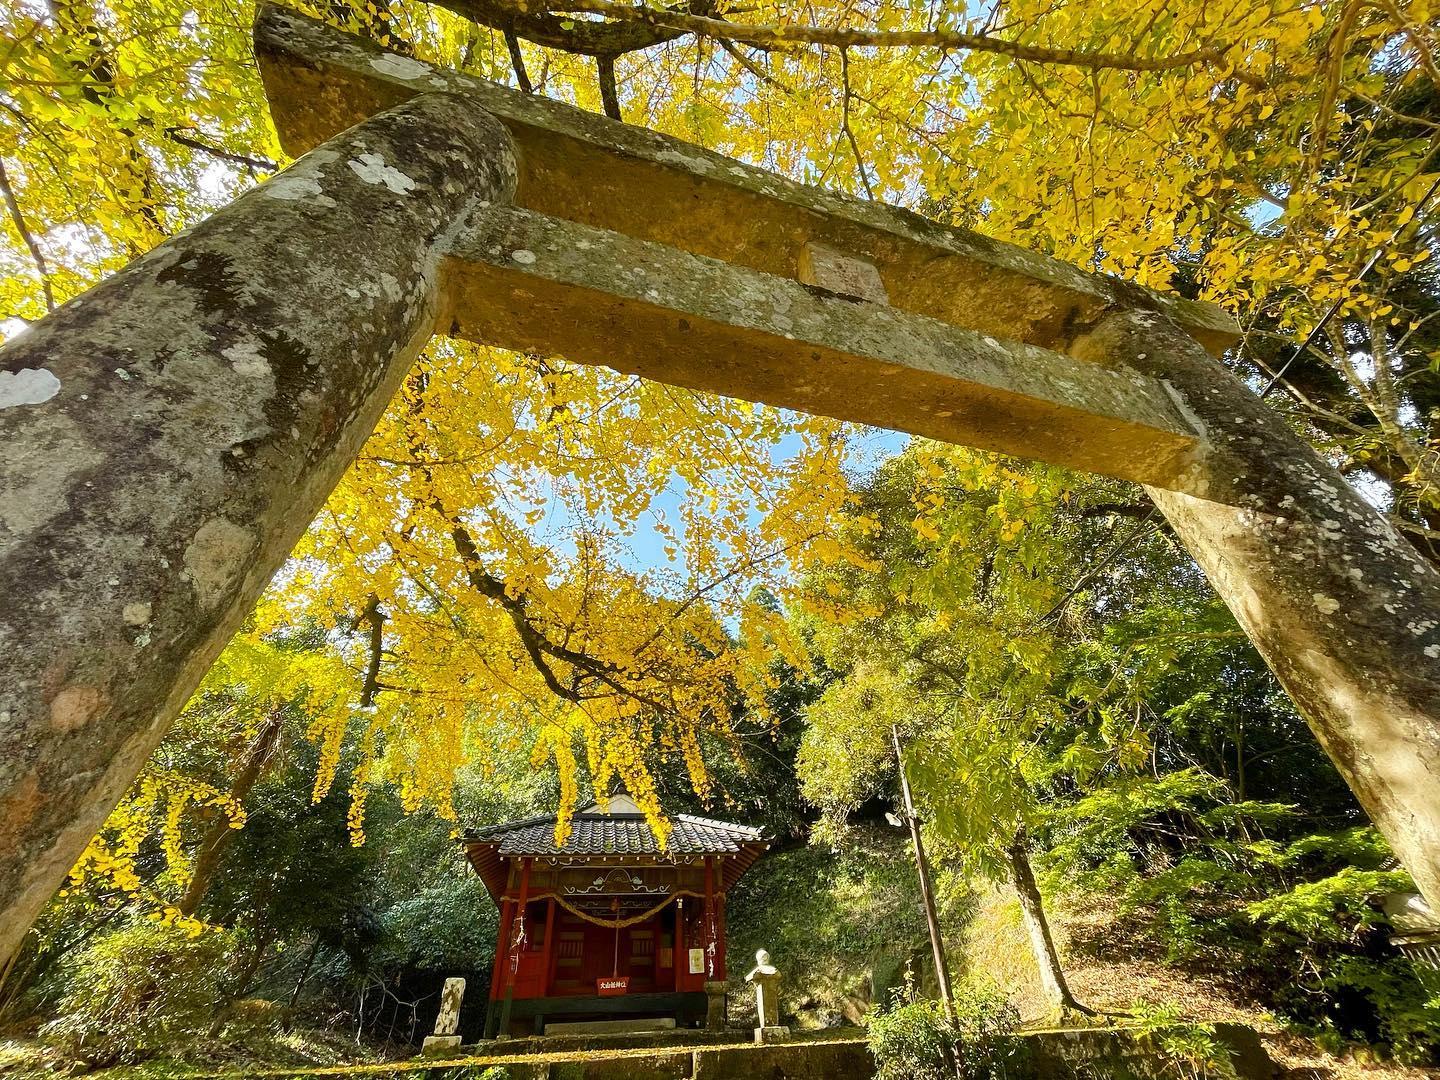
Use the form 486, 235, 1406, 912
1048, 775, 1440, 1061
869, 977, 1025, 1080
951, 982, 1026, 1080
41, 918, 234, 1065
1129, 1002, 1238, 1080
869, 994, 958, 1080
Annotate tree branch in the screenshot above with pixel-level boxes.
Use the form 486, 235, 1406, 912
1076, 500, 1156, 521
176, 708, 283, 917
428, 0, 697, 56
0, 157, 55, 312
395, 384, 644, 708
597, 54, 622, 119
633, 532, 823, 657
358, 594, 386, 709
443, 514, 582, 702
442, 509, 666, 710
1038, 511, 1159, 623
1306, 0, 1363, 178
839, 48, 874, 199
162, 128, 277, 173
546, 0, 1237, 76
503, 24, 534, 92
717, 38, 793, 94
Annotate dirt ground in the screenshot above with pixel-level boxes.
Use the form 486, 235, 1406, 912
960, 883, 1440, 1080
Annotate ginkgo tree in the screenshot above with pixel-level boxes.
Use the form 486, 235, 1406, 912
257, 338, 856, 843
2, 0, 1436, 909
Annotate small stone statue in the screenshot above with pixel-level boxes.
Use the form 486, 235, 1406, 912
421, 977, 466, 1056
745, 948, 790, 1044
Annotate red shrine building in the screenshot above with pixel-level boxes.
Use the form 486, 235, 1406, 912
463, 795, 768, 1037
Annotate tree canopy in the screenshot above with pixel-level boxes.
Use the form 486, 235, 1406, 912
2, 0, 1437, 950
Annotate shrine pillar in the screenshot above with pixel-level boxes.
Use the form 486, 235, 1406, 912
704, 857, 715, 978
541, 897, 557, 999
675, 896, 686, 991
716, 893, 728, 980
499, 857, 531, 1035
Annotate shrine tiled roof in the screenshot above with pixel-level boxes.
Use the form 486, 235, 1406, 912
464, 796, 766, 858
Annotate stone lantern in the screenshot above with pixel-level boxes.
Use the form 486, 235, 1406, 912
745, 948, 790, 1044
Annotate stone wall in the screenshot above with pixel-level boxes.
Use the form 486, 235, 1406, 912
691, 1039, 870, 1079
252, 1024, 1274, 1080
1024, 1024, 1274, 1080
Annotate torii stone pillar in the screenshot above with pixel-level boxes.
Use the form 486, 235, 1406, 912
0, 89, 517, 966
1, 4, 1438, 968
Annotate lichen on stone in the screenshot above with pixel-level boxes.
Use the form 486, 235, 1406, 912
0, 368, 61, 408
348, 152, 417, 195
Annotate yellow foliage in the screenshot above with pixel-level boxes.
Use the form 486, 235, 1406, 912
5, 0, 1436, 882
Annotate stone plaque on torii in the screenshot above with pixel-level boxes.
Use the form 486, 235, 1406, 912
2, 4, 1439, 968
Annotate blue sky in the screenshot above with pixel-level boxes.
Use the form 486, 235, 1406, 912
618, 422, 911, 576
540, 417, 911, 584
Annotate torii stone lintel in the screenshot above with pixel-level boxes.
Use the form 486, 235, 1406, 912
445, 206, 1202, 489
252, 4, 1239, 358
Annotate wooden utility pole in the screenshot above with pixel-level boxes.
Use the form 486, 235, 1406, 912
892, 726, 955, 1021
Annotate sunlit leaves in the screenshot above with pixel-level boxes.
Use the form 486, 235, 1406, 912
6, 0, 1436, 872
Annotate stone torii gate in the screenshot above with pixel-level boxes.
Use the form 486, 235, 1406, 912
1, 4, 1438, 967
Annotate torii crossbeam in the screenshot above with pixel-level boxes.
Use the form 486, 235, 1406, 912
2, 4, 1438, 967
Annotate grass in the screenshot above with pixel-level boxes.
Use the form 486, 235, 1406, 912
0, 1026, 403, 1079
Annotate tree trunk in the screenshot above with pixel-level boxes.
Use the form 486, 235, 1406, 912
1005, 828, 1084, 1017
288, 935, 323, 1011
210, 925, 275, 1036
177, 707, 284, 918
892, 726, 956, 1020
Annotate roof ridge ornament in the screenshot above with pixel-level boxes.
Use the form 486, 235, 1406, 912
584, 790, 644, 816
